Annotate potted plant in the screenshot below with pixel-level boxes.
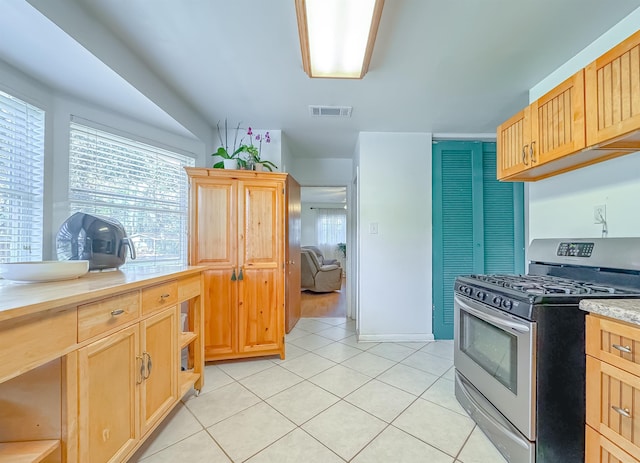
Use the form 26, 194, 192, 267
243, 128, 277, 171
212, 120, 248, 169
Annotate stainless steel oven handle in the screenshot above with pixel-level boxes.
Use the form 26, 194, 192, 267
455, 373, 530, 450
455, 295, 530, 333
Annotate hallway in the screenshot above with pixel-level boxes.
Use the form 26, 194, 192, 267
300, 279, 347, 318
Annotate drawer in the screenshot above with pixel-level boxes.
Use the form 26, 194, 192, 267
0, 306, 77, 383
586, 355, 640, 459
586, 425, 640, 463
78, 291, 139, 341
178, 275, 201, 301
587, 315, 640, 376
142, 281, 178, 314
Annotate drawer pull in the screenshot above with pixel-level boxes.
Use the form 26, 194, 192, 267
111, 309, 125, 316
612, 405, 632, 418
143, 352, 152, 379
160, 293, 170, 299
613, 344, 632, 354
136, 356, 145, 384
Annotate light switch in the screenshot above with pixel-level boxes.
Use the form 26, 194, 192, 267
369, 223, 378, 234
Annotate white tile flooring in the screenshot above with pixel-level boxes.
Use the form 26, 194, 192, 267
130, 317, 507, 463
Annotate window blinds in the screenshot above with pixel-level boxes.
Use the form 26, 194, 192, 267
68, 121, 195, 267
0, 90, 44, 263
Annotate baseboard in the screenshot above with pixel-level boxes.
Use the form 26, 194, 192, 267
356, 333, 435, 342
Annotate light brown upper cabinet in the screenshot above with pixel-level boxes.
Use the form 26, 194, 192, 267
586, 29, 640, 149
497, 70, 586, 180
498, 29, 640, 182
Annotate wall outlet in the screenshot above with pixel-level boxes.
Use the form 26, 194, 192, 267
594, 205, 606, 224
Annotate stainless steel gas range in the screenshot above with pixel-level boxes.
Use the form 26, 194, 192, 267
453, 238, 640, 463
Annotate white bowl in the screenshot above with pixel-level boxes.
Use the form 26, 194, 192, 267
0, 260, 90, 283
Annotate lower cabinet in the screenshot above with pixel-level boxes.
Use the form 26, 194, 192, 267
78, 306, 177, 463
586, 314, 640, 463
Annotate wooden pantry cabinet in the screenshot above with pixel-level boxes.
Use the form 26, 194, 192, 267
0, 267, 204, 463
585, 314, 640, 463
498, 29, 640, 182
186, 168, 300, 361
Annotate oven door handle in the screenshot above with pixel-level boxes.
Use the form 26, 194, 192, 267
456, 295, 530, 333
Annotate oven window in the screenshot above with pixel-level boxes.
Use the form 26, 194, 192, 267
460, 311, 518, 392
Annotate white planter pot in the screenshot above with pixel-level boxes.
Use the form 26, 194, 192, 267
253, 162, 265, 171
223, 159, 238, 169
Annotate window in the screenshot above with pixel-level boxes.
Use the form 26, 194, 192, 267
68, 120, 195, 267
0, 89, 45, 263
316, 208, 346, 261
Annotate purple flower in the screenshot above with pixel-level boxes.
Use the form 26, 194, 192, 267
247, 127, 253, 136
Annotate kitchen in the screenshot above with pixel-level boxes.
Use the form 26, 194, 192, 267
1, 1, 640, 462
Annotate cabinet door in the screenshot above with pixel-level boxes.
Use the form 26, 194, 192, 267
285, 175, 301, 333
586, 425, 640, 463
496, 107, 531, 179
237, 180, 284, 355
78, 325, 139, 463
534, 70, 585, 164
191, 179, 238, 359
586, 30, 640, 147
140, 307, 177, 435
586, 355, 640, 459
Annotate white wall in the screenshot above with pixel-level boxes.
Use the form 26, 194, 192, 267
289, 158, 353, 186
357, 132, 433, 342
527, 8, 640, 241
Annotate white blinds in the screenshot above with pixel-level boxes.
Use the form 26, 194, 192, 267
68, 121, 195, 267
0, 90, 44, 263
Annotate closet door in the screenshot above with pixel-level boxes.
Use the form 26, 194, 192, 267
432, 141, 524, 339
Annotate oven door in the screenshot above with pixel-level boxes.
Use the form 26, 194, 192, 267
454, 293, 536, 440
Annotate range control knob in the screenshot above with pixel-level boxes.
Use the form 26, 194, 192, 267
502, 299, 513, 310
492, 295, 503, 306
476, 291, 486, 301
460, 285, 472, 296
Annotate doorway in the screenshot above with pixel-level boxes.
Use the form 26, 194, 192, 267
300, 186, 349, 319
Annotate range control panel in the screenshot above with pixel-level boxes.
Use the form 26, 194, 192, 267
557, 242, 595, 258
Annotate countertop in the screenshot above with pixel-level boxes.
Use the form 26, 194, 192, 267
0, 265, 204, 322
579, 299, 640, 326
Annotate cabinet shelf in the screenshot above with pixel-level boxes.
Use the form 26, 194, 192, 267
0, 439, 60, 463
179, 370, 200, 397
180, 331, 197, 349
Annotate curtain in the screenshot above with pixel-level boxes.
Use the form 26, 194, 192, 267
315, 208, 346, 261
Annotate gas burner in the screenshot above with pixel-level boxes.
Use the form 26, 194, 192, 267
468, 274, 625, 296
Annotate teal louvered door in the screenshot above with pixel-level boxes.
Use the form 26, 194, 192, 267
432, 141, 524, 339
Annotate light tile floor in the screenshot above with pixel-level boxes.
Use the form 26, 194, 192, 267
130, 317, 507, 463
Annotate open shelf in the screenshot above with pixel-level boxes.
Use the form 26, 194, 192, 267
178, 370, 200, 397
0, 440, 60, 463
179, 331, 197, 349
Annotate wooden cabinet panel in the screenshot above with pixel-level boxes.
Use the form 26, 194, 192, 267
587, 355, 640, 459
141, 281, 178, 315
78, 291, 139, 342
285, 175, 301, 333
586, 30, 640, 147
239, 268, 281, 353
178, 275, 202, 302
203, 269, 236, 357
587, 425, 640, 463
497, 107, 529, 179
78, 325, 139, 463
139, 307, 177, 435
587, 315, 640, 377
0, 307, 76, 383
193, 180, 236, 264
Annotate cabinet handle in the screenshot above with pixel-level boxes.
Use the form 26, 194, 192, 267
238, 268, 244, 281
111, 309, 125, 316
160, 293, 170, 299
612, 405, 632, 418
613, 344, 632, 354
522, 145, 529, 166
231, 269, 237, 281
143, 352, 152, 379
136, 356, 145, 384
530, 141, 536, 164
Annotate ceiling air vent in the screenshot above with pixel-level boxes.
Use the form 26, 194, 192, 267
309, 105, 352, 117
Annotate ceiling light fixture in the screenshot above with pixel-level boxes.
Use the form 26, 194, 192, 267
295, 0, 384, 79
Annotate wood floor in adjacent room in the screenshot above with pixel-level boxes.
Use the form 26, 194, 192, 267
300, 278, 346, 318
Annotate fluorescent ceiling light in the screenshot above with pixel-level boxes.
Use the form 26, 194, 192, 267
295, 0, 384, 79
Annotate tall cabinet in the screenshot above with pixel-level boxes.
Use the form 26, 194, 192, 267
186, 168, 299, 361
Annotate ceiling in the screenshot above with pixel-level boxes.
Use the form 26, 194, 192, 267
2, 1, 640, 160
